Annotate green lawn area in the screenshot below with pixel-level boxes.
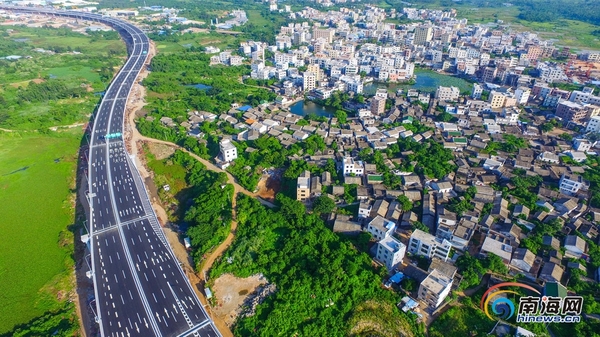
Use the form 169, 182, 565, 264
0, 131, 81, 334
44, 66, 101, 83
155, 32, 239, 54
246, 9, 270, 26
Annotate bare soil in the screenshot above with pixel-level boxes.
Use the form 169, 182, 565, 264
256, 169, 283, 202
211, 274, 266, 327
147, 142, 176, 160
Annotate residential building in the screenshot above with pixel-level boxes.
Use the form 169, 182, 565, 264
489, 91, 506, 109
367, 216, 395, 241
371, 96, 386, 115
559, 173, 585, 195
413, 25, 433, 45
472, 83, 483, 99
313, 27, 335, 43
341, 156, 364, 176
435, 86, 460, 102
573, 138, 592, 152
510, 248, 536, 274
586, 116, 600, 133
564, 235, 587, 259
219, 139, 238, 162
303, 72, 316, 91
375, 236, 406, 271
296, 170, 310, 202
515, 87, 531, 105
418, 269, 452, 308
408, 229, 452, 261
480, 236, 513, 264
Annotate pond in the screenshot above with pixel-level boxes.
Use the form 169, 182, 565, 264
186, 83, 212, 90
289, 100, 337, 117
364, 69, 473, 95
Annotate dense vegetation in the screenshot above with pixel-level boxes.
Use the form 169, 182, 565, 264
147, 150, 233, 263
211, 194, 423, 336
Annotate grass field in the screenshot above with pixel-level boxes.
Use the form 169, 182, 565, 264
154, 32, 239, 54
0, 130, 81, 334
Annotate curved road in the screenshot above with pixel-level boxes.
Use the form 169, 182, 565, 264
0, 6, 222, 337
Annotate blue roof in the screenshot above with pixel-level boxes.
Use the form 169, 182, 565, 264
390, 272, 404, 283
237, 105, 252, 112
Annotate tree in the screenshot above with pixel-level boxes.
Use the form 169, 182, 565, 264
397, 195, 413, 212
312, 195, 335, 214
484, 253, 509, 274
334, 109, 347, 124
560, 132, 573, 141
436, 111, 454, 122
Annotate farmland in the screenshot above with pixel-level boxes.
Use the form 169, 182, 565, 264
0, 131, 81, 335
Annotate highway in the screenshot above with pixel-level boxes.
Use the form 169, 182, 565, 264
0, 6, 222, 337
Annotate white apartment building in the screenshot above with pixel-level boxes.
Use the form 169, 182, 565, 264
569, 90, 600, 106
559, 174, 586, 196
367, 216, 396, 241
472, 83, 483, 99
418, 269, 453, 308
515, 87, 531, 105
408, 229, 452, 261
303, 72, 316, 91
435, 86, 460, 102
376, 236, 406, 271
586, 116, 600, 133
341, 156, 364, 176
573, 138, 592, 152
219, 139, 238, 162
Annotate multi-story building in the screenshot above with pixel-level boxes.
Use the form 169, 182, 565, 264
472, 83, 483, 99
555, 101, 594, 123
418, 269, 453, 308
435, 86, 460, 102
586, 116, 600, 133
408, 229, 452, 261
482, 66, 497, 83
367, 216, 396, 241
219, 139, 238, 162
376, 236, 406, 271
341, 156, 364, 176
489, 91, 506, 109
303, 72, 316, 91
413, 25, 433, 45
573, 138, 592, 152
371, 96, 387, 115
296, 170, 310, 202
515, 87, 531, 105
313, 27, 335, 43
559, 173, 586, 196
306, 63, 323, 81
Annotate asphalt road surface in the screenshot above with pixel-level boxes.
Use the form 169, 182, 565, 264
0, 6, 222, 337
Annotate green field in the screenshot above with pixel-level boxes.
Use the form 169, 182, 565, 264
0, 131, 81, 334
154, 31, 240, 54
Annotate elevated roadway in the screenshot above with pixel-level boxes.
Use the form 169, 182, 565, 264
0, 6, 222, 337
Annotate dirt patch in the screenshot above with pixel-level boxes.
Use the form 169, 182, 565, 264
256, 168, 283, 202
147, 142, 176, 160
211, 273, 267, 326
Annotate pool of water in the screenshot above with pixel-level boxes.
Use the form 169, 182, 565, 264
186, 83, 212, 90
364, 69, 473, 94
289, 100, 337, 117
